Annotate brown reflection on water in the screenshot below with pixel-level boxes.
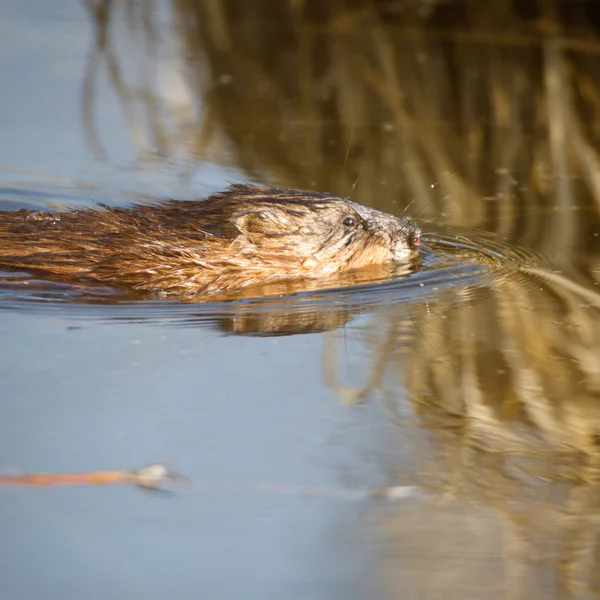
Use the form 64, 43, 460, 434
315, 262, 600, 597
375, 272, 600, 598
85, 1, 600, 597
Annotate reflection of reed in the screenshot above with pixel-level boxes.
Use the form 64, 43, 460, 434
82, 0, 194, 160
319, 242, 600, 597
340, 266, 600, 598
405, 270, 600, 462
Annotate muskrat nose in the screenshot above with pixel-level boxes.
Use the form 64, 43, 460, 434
409, 229, 421, 248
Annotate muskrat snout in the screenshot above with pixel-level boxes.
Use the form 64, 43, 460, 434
390, 223, 421, 261
408, 226, 421, 249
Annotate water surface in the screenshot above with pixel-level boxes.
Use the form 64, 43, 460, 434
3, 1, 600, 599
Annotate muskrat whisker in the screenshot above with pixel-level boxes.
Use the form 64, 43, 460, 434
402, 172, 460, 221
340, 128, 353, 192
401, 196, 418, 216
409, 198, 440, 221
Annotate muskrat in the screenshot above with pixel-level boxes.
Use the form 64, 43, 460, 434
0, 184, 421, 296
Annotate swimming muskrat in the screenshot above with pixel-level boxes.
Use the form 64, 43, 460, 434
0, 184, 421, 296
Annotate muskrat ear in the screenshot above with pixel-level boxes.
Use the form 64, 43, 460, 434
233, 209, 288, 238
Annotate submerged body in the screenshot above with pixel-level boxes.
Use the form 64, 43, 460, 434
0, 184, 421, 296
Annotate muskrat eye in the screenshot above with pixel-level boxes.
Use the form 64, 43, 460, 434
343, 216, 357, 228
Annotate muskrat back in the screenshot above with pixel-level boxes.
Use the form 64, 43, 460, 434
0, 184, 421, 296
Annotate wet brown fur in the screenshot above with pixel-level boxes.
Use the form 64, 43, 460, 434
0, 184, 420, 296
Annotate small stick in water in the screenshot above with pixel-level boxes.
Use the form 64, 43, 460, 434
0, 463, 187, 491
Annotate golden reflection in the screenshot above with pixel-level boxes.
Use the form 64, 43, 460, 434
325, 265, 600, 599
84, 1, 600, 597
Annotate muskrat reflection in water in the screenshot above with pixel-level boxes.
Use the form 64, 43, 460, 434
0, 184, 421, 296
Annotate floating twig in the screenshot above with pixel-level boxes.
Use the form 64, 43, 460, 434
0, 463, 187, 491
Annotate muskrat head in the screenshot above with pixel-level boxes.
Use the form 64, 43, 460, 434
224, 185, 421, 276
